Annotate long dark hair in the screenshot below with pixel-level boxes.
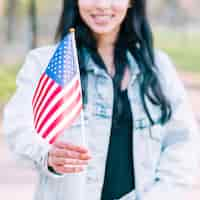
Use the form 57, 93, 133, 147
55, 0, 172, 125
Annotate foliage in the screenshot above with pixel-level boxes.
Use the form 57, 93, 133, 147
0, 64, 20, 104
154, 29, 200, 72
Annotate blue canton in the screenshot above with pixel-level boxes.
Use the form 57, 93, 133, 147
45, 34, 77, 87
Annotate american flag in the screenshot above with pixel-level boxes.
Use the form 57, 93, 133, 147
32, 31, 82, 144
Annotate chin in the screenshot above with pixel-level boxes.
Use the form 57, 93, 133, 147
89, 25, 118, 35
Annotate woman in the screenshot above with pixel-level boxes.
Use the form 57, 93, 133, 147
3, 0, 200, 199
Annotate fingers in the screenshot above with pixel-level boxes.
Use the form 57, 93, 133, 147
48, 141, 92, 174
48, 154, 89, 174
48, 156, 87, 174
49, 148, 91, 160
50, 157, 89, 166
53, 166, 84, 174
54, 141, 89, 154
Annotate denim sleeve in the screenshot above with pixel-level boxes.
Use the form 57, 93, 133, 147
140, 50, 200, 200
3, 50, 64, 179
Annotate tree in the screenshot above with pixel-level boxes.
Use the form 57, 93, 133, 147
5, 0, 38, 48
28, 0, 37, 48
0, 0, 5, 16
6, 0, 17, 42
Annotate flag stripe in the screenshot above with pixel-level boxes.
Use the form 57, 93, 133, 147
37, 79, 80, 135
33, 79, 54, 117
34, 84, 62, 128
42, 92, 81, 139
38, 84, 81, 136
46, 100, 82, 142
33, 78, 52, 114
34, 81, 59, 123
36, 77, 79, 132
33, 74, 49, 109
32, 74, 48, 107
32, 73, 46, 105
35, 75, 79, 129
48, 105, 82, 144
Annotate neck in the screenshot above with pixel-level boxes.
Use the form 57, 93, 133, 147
94, 28, 119, 51
92, 28, 120, 77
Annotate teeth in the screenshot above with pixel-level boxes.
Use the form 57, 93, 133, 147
94, 15, 110, 17
91, 14, 113, 24
95, 15, 111, 17
92, 15, 112, 20
92, 14, 112, 17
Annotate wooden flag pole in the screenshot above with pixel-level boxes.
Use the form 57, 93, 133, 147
69, 28, 87, 200
69, 28, 87, 148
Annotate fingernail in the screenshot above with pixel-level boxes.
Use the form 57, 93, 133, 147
80, 154, 90, 160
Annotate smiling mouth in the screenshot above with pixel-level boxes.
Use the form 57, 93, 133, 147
91, 14, 114, 24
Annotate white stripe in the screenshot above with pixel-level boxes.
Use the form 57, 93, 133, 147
35, 75, 79, 129
46, 101, 82, 143
33, 78, 52, 114
33, 74, 48, 107
38, 83, 81, 136
34, 83, 59, 124
33, 74, 46, 105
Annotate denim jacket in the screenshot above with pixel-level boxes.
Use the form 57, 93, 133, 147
3, 45, 200, 200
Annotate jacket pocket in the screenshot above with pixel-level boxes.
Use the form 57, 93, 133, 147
149, 123, 164, 143
92, 100, 112, 119
134, 116, 163, 142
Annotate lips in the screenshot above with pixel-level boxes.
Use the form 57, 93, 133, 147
91, 14, 114, 24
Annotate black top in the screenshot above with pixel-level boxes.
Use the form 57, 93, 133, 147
101, 89, 135, 200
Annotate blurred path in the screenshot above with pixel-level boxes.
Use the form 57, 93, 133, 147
180, 71, 200, 124
0, 71, 199, 199
0, 136, 37, 199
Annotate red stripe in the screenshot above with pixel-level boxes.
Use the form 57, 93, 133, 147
33, 75, 49, 109
32, 73, 45, 105
35, 81, 79, 132
34, 85, 62, 127
33, 79, 54, 118
42, 92, 82, 138
35, 79, 80, 131
49, 105, 82, 144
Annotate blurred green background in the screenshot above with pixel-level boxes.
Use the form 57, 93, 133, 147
0, 0, 200, 106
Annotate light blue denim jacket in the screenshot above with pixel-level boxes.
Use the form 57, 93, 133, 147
3, 45, 200, 200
